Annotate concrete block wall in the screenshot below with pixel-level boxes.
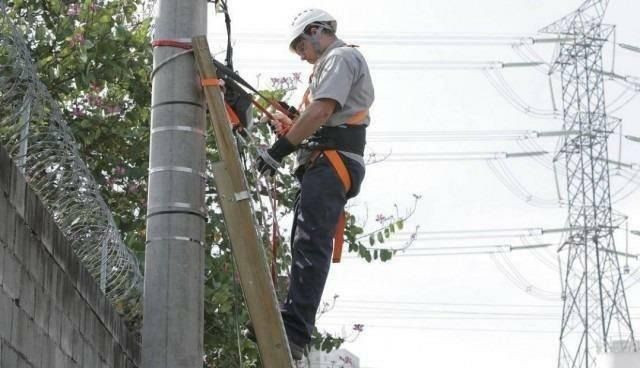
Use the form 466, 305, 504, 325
0, 145, 140, 368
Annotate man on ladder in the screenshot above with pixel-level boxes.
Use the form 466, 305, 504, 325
256, 8, 375, 360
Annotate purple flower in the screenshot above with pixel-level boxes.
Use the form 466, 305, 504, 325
90, 82, 103, 93
71, 105, 85, 118
127, 183, 139, 193
70, 32, 85, 47
67, 4, 80, 16
112, 166, 126, 176
87, 94, 103, 107
104, 104, 121, 116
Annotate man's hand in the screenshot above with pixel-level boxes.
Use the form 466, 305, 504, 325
256, 137, 297, 176
270, 111, 293, 136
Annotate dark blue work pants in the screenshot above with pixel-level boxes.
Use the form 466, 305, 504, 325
281, 153, 365, 346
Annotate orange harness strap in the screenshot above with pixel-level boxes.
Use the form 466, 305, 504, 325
333, 212, 347, 263
323, 150, 352, 263
297, 77, 368, 262
225, 103, 241, 127
323, 150, 351, 192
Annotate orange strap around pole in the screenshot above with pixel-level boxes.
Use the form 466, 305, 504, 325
151, 39, 193, 50
201, 78, 222, 87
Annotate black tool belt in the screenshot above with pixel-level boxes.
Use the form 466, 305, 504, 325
306, 125, 366, 156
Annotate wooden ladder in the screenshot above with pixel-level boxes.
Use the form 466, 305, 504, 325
192, 36, 295, 368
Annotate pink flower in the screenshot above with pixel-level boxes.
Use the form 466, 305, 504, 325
112, 166, 126, 176
87, 94, 103, 107
70, 32, 85, 47
67, 4, 80, 16
127, 183, 139, 193
353, 324, 364, 332
71, 105, 85, 118
292, 72, 301, 82
90, 82, 103, 93
104, 105, 121, 116
340, 356, 354, 364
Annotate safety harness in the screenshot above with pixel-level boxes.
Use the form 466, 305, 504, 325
302, 94, 368, 263
291, 43, 369, 263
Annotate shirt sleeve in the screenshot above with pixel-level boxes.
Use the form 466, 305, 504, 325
312, 54, 355, 108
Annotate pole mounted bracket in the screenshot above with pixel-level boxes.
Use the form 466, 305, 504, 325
234, 191, 250, 202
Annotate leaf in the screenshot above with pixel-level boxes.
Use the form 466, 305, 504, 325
384, 228, 390, 238
396, 219, 404, 230
373, 250, 378, 260
99, 14, 113, 24
368, 234, 375, 246
364, 252, 372, 263
376, 232, 384, 244
381, 249, 393, 262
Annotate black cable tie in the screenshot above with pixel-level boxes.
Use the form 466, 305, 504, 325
151, 101, 204, 109
146, 209, 208, 221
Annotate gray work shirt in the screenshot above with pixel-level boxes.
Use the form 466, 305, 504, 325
296, 39, 375, 170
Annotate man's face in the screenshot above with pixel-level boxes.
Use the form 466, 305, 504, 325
293, 31, 320, 64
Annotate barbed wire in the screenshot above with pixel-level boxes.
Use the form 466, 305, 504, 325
0, 3, 143, 326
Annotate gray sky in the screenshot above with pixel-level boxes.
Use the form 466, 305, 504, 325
207, 1, 640, 367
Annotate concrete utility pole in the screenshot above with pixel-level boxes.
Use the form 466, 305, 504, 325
142, 1, 207, 367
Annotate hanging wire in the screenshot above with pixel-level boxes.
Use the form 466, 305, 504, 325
230, 255, 245, 368
519, 236, 558, 271
490, 252, 561, 301
486, 159, 562, 208
607, 79, 640, 113
611, 167, 640, 203
482, 68, 562, 119
0, 2, 142, 324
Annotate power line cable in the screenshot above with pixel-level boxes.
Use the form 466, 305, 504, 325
382, 150, 548, 162
318, 323, 558, 334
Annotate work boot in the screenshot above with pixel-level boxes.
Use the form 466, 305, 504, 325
244, 321, 305, 360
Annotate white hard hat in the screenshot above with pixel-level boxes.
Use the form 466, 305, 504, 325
288, 9, 337, 51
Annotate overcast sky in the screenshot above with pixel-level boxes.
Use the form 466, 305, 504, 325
206, 1, 640, 367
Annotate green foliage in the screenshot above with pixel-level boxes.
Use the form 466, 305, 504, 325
6, 0, 152, 262
311, 328, 345, 353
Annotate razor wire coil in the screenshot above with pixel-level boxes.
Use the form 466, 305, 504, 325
0, 2, 143, 328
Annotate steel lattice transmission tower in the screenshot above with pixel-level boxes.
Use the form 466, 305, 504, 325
541, 0, 637, 367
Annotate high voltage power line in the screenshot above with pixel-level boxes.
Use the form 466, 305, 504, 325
367, 129, 577, 142
209, 32, 561, 46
